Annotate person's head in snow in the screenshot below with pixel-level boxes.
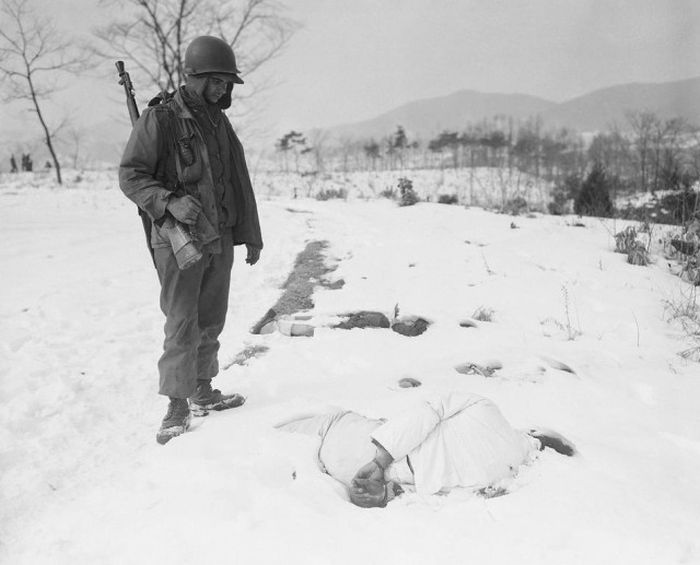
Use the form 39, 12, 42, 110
118, 35, 263, 445
277, 392, 576, 508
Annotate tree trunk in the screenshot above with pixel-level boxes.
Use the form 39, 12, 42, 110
27, 73, 62, 184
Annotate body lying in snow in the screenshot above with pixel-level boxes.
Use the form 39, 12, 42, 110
276, 391, 576, 508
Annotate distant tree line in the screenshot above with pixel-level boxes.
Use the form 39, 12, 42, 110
274, 111, 700, 211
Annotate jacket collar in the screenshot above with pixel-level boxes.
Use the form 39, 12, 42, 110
174, 86, 223, 126
172, 87, 196, 120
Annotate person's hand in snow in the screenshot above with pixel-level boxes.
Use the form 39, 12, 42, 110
348, 444, 395, 508
349, 476, 387, 508
352, 459, 385, 484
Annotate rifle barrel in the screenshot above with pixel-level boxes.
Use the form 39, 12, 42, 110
116, 61, 140, 126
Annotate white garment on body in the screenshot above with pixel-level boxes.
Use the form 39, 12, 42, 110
275, 411, 383, 486
276, 392, 539, 496
371, 392, 538, 495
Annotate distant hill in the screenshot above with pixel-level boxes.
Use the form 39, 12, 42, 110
320, 76, 700, 142
541, 77, 700, 131
324, 91, 556, 141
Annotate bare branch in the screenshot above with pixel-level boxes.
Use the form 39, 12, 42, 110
0, 0, 89, 183
91, 0, 298, 114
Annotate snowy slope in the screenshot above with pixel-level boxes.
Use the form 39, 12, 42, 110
1, 172, 699, 565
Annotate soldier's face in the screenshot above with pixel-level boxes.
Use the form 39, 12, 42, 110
204, 76, 232, 105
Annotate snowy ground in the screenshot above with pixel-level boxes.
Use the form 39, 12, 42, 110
252, 167, 551, 210
1, 171, 699, 564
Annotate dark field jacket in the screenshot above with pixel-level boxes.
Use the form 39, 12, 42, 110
118, 88, 263, 252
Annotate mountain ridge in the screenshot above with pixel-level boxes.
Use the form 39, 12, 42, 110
319, 76, 700, 141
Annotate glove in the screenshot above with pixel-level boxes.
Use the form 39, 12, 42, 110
166, 195, 201, 225
246, 244, 261, 265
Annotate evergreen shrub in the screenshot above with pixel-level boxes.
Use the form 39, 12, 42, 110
398, 177, 418, 207
574, 163, 613, 217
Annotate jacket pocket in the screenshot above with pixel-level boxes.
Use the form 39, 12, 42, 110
178, 134, 203, 183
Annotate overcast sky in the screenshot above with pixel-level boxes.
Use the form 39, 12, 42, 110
1, 0, 699, 149
263, 0, 700, 132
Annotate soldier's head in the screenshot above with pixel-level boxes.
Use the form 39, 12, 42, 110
184, 36, 243, 107
186, 73, 236, 106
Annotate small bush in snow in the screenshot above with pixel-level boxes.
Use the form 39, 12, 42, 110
615, 226, 638, 254
437, 193, 459, 205
380, 187, 397, 199
472, 306, 495, 322
673, 252, 700, 286
615, 224, 653, 266
501, 196, 528, 216
540, 285, 581, 341
398, 177, 419, 207
627, 242, 649, 266
315, 188, 347, 201
560, 284, 581, 340
663, 286, 700, 361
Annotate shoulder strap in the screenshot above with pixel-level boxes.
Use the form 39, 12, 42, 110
152, 103, 177, 155
151, 102, 187, 191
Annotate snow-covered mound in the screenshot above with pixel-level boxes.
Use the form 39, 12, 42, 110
1, 171, 699, 564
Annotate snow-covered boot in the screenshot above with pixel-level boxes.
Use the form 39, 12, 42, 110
156, 398, 191, 445
529, 428, 577, 456
189, 380, 246, 417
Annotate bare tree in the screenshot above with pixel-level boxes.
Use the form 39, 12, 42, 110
651, 117, 687, 192
65, 127, 85, 169
307, 129, 329, 173
275, 130, 308, 173
626, 111, 658, 193
0, 0, 86, 184
94, 0, 297, 108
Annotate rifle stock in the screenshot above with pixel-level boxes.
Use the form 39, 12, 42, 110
115, 61, 202, 270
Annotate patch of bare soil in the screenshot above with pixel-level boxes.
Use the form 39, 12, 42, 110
250, 240, 341, 333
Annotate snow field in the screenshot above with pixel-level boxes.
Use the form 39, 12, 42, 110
253, 167, 552, 209
1, 172, 699, 564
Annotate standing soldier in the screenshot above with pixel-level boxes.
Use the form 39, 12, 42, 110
10, 154, 17, 173
119, 36, 263, 444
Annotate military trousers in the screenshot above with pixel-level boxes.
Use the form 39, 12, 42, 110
154, 231, 234, 399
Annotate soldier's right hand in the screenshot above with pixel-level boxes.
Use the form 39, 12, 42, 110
166, 195, 202, 225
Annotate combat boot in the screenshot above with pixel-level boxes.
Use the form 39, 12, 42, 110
156, 397, 191, 445
190, 380, 245, 417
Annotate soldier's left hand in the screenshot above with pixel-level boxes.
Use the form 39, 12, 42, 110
245, 244, 261, 265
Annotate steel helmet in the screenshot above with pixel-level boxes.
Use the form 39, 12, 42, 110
184, 36, 243, 83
